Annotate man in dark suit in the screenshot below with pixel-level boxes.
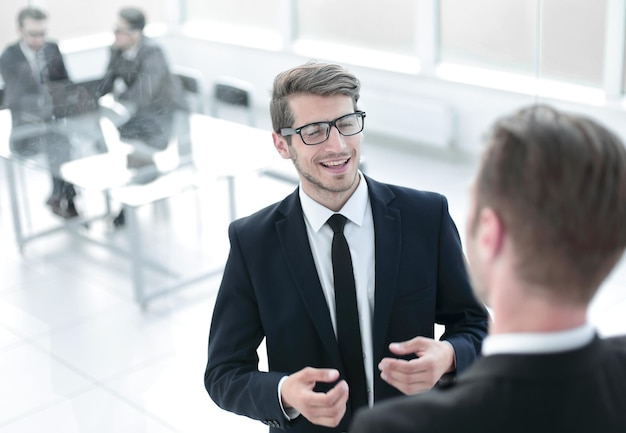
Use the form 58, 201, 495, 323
204, 61, 489, 433
96, 7, 187, 227
349, 105, 626, 433
0, 7, 79, 218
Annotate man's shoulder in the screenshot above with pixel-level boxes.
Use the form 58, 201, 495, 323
231, 190, 298, 231
353, 384, 488, 433
366, 175, 445, 204
44, 41, 61, 50
604, 334, 626, 345
602, 335, 626, 359
138, 39, 165, 56
365, 175, 448, 221
0, 42, 20, 61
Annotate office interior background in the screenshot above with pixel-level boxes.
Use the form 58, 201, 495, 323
1, 0, 625, 432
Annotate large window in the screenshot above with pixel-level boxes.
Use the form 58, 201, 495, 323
622, 34, 626, 94
183, 0, 282, 49
294, 0, 419, 72
45, 1, 171, 40
296, 0, 417, 55
2, 0, 625, 98
1, 0, 170, 49
439, 0, 607, 87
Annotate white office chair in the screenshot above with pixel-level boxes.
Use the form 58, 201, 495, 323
210, 76, 255, 126
172, 66, 206, 114
171, 67, 206, 160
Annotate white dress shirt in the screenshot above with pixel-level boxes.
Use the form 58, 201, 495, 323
19, 40, 41, 81
278, 173, 376, 418
299, 172, 375, 406
482, 323, 595, 356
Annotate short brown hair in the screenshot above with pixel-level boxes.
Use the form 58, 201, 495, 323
270, 61, 361, 133
474, 104, 626, 304
119, 7, 146, 31
18, 7, 47, 27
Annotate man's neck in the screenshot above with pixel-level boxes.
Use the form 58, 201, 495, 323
489, 286, 587, 335
121, 38, 142, 59
301, 173, 361, 213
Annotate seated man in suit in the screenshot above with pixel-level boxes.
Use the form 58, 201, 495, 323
0, 7, 80, 218
96, 7, 187, 227
204, 61, 488, 433
350, 104, 626, 433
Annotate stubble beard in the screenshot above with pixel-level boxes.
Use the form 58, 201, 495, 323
291, 153, 358, 196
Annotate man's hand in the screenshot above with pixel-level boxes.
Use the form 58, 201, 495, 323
378, 336, 455, 395
281, 367, 349, 428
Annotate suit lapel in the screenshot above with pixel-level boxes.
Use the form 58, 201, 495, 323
366, 177, 402, 364
276, 190, 343, 366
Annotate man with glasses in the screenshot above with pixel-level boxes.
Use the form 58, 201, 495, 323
349, 105, 626, 433
0, 7, 80, 218
205, 61, 488, 433
96, 7, 186, 227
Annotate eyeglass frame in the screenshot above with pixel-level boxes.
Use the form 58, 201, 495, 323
280, 111, 366, 145
23, 30, 46, 38
114, 27, 135, 34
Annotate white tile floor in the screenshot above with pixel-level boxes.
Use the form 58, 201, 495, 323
1, 138, 625, 432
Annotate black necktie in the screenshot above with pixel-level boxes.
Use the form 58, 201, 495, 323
327, 213, 368, 411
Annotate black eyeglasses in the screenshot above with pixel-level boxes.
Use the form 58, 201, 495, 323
24, 31, 46, 38
114, 27, 134, 34
280, 111, 366, 145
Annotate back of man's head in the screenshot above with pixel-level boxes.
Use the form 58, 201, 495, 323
473, 104, 626, 304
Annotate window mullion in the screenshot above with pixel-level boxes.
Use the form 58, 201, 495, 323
417, 0, 438, 76
603, 0, 626, 99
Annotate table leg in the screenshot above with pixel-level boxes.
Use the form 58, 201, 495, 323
124, 204, 146, 310
4, 158, 26, 252
226, 175, 236, 221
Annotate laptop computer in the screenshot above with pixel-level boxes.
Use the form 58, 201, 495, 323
47, 78, 102, 119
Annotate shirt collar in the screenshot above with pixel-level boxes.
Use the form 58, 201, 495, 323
122, 39, 142, 60
299, 172, 368, 232
19, 39, 38, 61
482, 323, 595, 356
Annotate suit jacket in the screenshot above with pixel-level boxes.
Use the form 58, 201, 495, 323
205, 175, 489, 433
350, 335, 626, 433
97, 37, 186, 116
96, 37, 186, 149
0, 40, 69, 126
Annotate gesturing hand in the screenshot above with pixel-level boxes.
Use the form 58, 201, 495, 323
281, 367, 349, 428
378, 336, 455, 395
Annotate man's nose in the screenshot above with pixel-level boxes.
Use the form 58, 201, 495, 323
324, 126, 347, 150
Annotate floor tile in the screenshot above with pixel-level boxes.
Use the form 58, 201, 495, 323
0, 343, 94, 426
0, 271, 125, 339
106, 331, 266, 433
0, 387, 177, 433
0, 325, 22, 353
31, 304, 190, 382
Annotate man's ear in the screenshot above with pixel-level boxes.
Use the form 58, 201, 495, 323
272, 132, 291, 160
477, 207, 505, 261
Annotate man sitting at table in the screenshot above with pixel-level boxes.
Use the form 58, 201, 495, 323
96, 7, 187, 227
0, 7, 80, 219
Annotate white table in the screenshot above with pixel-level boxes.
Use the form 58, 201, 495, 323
0, 109, 107, 252
60, 113, 285, 308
